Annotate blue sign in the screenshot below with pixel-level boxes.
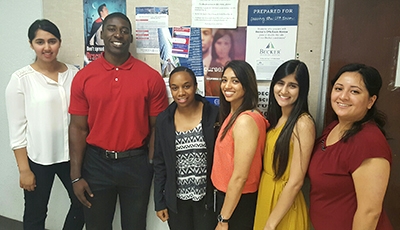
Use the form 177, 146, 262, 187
248, 5, 299, 26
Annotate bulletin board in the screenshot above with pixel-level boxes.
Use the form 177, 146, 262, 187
43, 0, 325, 116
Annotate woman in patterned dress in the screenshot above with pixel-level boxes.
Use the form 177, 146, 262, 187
154, 66, 219, 230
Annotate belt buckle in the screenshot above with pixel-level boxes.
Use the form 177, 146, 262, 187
105, 150, 118, 159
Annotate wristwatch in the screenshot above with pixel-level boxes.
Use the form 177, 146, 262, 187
217, 214, 229, 223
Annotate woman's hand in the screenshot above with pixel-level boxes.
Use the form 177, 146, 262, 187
156, 209, 169, 222
19, 169, 36, 191
13, 148, 36, 191
263, 224, 276, 230
215, 222, 228, 230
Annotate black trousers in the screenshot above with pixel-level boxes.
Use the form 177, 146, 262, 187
82, 145, 153, 230
168, 198, 217, 230
216, 191, 258, 230
23, 159, 84, 230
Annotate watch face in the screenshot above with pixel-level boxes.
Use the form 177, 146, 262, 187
217, 214, 229, 223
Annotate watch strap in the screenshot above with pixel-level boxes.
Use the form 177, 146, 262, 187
217, 214, 229, 223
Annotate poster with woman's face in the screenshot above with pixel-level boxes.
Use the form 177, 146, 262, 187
203, 27, 246, 98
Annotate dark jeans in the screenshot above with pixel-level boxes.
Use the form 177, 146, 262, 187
82, 145, 153, 230
24, 159, 84, 230
168, 198, 217, 230
216, 191, 258, 230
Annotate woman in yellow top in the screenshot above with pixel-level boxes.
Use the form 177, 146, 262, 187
253, 60, 315, 230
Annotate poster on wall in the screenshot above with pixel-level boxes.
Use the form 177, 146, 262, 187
246, 4, 299, 80
158, 27, 205, 98
83, 0, 126, 66
135, 7, 169, 54
192, 0, 239, 28
171, 27, 191, 58
203, 27, 247, 102
257, 85, 270, 117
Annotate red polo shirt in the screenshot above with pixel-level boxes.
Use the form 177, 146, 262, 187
69, 54, 168, 151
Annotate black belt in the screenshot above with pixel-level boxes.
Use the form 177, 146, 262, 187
88, 144, 148, 160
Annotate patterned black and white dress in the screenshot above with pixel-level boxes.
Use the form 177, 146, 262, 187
175, 122, 207, 201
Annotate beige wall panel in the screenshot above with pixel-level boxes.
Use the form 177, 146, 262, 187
43, 0, 84, 68
44, 0, 325, 117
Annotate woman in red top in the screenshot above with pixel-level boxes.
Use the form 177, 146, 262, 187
308, 63, 393, 230
211, 60, 269, 230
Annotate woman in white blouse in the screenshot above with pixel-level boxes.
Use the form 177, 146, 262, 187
5, 19, 84, 230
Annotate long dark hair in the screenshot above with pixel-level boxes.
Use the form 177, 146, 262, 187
267, 60, 312, 179
219, 60, 258, 140
331, 63, 386, 141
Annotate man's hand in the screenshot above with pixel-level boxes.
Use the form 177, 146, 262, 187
73, 178, 93, 208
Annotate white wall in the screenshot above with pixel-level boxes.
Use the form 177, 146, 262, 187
0, 0, 43, 222
0, 1, 81, 229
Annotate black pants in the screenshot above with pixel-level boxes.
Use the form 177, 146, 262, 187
216, 191, 258, 230
168, 198, 217, 230
82, 145, 153, 230
24, 160, 84, 230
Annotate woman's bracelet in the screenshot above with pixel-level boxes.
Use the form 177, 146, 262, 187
71, 177, 82, 184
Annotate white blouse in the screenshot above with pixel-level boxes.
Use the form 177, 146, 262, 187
5, 64, 78, 165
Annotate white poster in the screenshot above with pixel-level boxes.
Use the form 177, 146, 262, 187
246, 5, 299, 80
135, 7, 168, 54
191, 0, 238, 28
258, 85, 270, 117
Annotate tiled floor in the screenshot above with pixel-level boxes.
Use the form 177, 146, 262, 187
0, 216, 23, 230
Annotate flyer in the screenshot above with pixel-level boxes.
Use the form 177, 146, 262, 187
135, 6, 169, 54
192, 0, 238, 28
246, 4, 299, 80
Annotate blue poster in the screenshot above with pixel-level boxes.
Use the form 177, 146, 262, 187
83, 0, 126, 65
158, 26, 208, 99
158, 27, 203, 77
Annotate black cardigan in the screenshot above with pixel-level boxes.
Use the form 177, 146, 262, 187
153, 94, 219, 214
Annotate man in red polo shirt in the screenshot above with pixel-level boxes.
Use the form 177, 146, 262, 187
69, 12, 168, 229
